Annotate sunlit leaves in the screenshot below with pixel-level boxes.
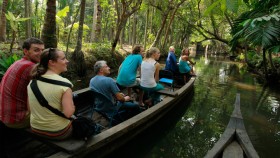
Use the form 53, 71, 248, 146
233, 12, 280, 49
204, 0, 221, 16
57, 6, 69, 18
226, 0, 239, 13
204, 0, 241, 15
5, 11, 29, 32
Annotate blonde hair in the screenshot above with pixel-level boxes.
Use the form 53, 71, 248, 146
169, 46, 175, 52
146, 47, 159, 58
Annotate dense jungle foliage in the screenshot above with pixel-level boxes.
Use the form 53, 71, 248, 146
0, 0, 279, 85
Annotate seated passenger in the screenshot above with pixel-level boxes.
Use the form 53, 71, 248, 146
27, 48, 75, 140
179, 48, 196, 83
90, 60, 140, 123
0, 37, 44, 129
139, 47, 164, 107
165, 46, 179, 74
116, 45, 144, 97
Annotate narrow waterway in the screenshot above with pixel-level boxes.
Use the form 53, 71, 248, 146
106, 55, 280, 158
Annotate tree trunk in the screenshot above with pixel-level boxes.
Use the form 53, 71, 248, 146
128, 17, 132, 45
72, 0, 87, 77
111, 0, 142, 54
151, 12, 169, 48
0, 0, 8, 42
143, 7, 149, 50
268, 51, 277, 72
9, 31, 16, 53
263, 48, 268, 80
90, 0, 98, 42
34, 1, 39, 37
111, 20, 127, 54
25, 0, 32, 38
66, 5, 80, 55
94, 0, 102, 42
162, 0, 186, 49
41, 0, 57, 48
132, 13, 137, 48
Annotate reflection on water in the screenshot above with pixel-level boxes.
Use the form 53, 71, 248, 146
107, 56, 280, 158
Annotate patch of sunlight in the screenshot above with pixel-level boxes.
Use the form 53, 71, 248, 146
267, 96, 279, 113
233, 82, 256, 91
210, 137, 217, 142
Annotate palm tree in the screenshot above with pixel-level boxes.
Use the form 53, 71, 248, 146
41, 0, 57, 48
71, 0, 86, 77
230, 0, 280, 80
0, 0, 8, 42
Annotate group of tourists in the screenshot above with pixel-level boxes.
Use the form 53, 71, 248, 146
0, 37, 195, 140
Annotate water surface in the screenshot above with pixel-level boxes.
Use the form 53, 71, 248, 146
106, 56, 280, 158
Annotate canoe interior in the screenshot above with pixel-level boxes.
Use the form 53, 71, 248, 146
204, 94, 259, 158
0, 77, 195, 158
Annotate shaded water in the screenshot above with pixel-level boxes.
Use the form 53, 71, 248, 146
106, 56, 280, 158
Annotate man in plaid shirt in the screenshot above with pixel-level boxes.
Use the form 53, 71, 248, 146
0, 37, 44, 128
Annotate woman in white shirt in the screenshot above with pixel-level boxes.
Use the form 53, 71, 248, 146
139, 47, 164, 107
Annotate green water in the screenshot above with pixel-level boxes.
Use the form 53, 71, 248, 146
106, 56, 280, 158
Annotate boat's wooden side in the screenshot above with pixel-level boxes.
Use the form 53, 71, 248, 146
204, 94, 259, 158
49, 77, 196, 158
1, 77, 195, 158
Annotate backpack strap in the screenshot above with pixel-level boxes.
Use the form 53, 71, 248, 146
30, 80, 70, 120
38, 77, 72, 88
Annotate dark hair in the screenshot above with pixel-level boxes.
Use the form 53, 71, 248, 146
181, 48, 189, 56
22, 37, 44, 50
132, 45, 143, 54
31, 48, 59, 79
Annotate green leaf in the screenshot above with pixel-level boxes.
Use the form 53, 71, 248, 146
57, 6, 69, 18
5, 13, 11, 20
16, 18, 30, 22
226, 0, 239, 13
268, 45, 280, 53
7, 11, 16, 21
220, 0, 227, 13
203, 0, 221, 16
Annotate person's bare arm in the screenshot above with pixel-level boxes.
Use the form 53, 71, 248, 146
185, 56, 196, 65
62, 88, 75, 118
155, 63, 161, 82
115, 92, 130, 102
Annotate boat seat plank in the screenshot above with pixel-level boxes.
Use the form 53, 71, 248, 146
24, 128, 86, 153
222, 141, 244, 158
156, 89, 178, 97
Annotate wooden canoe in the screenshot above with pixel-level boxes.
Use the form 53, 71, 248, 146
1, 77, 195, 158
204, 93, 259, 158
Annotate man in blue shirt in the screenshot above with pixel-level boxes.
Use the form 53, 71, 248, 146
165, 46, 179, 73
90, 61, 140, 121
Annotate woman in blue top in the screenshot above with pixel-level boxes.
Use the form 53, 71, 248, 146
116, 45, 144, 97
179, 48, 196, 83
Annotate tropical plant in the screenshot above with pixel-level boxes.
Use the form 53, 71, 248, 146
5, 11, 29, 53
0, 52, 20, 80
230, 0, 280, 80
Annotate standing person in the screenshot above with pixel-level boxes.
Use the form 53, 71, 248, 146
90, 61, 140, 122
140, 47, 164, 107
179, 48, 196, 83
165, 46, 179, 74
27, 48, 75, 140
116, 45, 144, 97
0, 37, 44, 129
